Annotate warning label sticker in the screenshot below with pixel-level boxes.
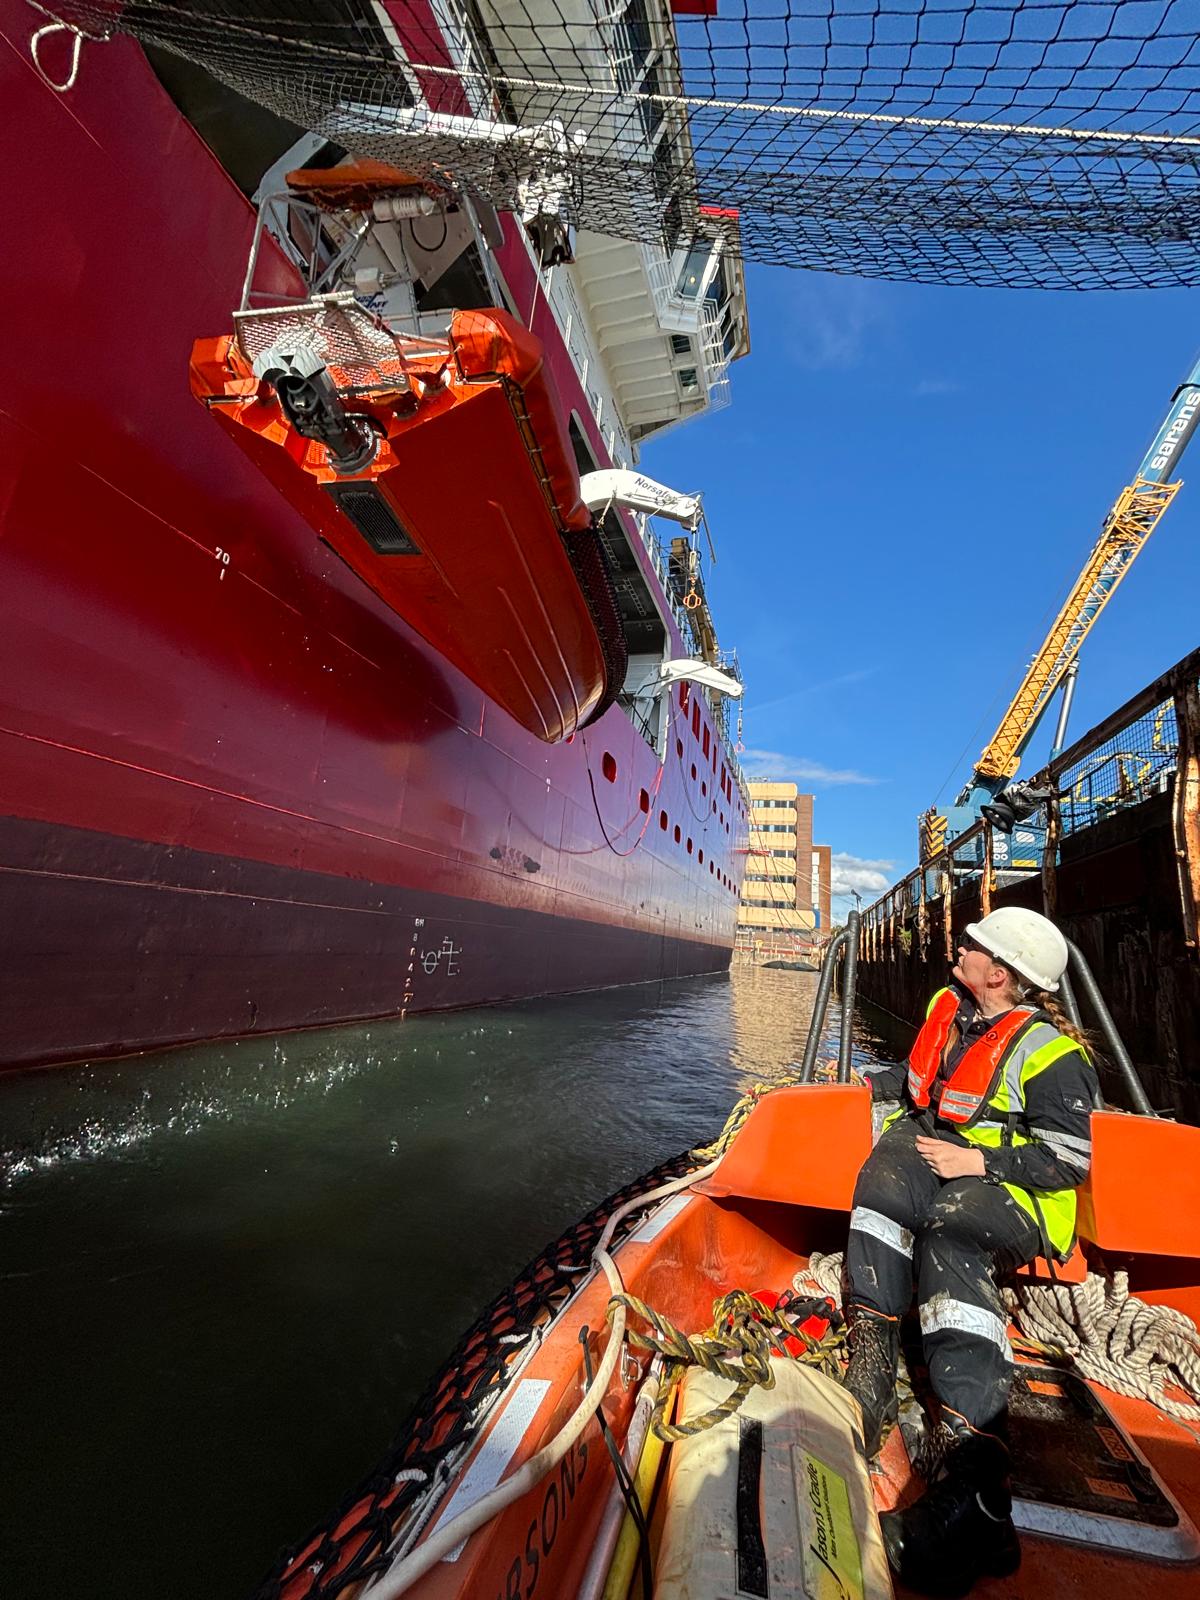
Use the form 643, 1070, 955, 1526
1096, 1425, 1134, 1463
1086, 1477, 1138, 1504
795, 1448, 864, 1600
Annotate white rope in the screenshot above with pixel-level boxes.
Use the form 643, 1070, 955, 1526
29, 21, 83, 90
1005, 1271, 1200, 1422
102, 4, 1200, 152
794, 1250, 844, 1307
27, 4, 108, 94
396, 61, 1200, 153
360, 1158, 719, 1600
794, 1253, 1200, 1422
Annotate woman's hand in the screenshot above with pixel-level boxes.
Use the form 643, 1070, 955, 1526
915, 1135, 985, 1180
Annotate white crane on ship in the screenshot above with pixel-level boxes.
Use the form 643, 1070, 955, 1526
580, 469, 742, 700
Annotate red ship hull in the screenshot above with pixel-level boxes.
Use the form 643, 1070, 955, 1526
0, 15, 746, 1072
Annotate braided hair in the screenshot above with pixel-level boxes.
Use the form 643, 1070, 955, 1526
995, 962, 1097, 1054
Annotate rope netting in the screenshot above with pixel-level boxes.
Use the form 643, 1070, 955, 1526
250, 1148, 701, 1600
44, 0, 1200, 289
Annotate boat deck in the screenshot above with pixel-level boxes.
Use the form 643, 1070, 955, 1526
622, 1163, 1200, 1593
270, 1086, 1200, 1600
794, 1249, 1200, 1598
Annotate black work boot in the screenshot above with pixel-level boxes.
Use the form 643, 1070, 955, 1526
840, 1307, 899, 1456
880, 1425, 1021, 1598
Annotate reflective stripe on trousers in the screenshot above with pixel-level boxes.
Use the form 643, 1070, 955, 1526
920, 1297, 1013, 1361
849, 1206, 914, 1260
845, 1117, 1039, 1430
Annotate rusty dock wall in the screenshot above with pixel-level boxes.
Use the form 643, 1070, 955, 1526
857, 648, 1200, 1123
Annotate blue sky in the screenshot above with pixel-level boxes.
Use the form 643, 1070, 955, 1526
643, 267, 1199, 915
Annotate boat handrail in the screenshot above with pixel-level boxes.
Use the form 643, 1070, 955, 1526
800, 917, 1151, 1114
798, 909, 861, 1085
1066, 939, 1154, 1116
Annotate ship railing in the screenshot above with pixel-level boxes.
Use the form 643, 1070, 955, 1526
545, 269, 635, 470
640, 246, 733, 409
425, 0, 501, 109
714, 647, 743, 690
699, 298, 733, 414
449, 0, 689, 192
640, 244, 705, 335
858, 646, 1200, 1054
593, 0, 697, 184
629, 511, 698, 648
239, 194, 368, 313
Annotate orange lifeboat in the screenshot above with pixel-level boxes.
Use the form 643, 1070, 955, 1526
190, 299, 626, 743
251, 1082, 1200, 1600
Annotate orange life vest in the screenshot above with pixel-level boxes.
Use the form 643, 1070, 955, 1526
906, 990, 1041, 1125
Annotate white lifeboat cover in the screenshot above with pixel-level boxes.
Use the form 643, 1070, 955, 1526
654, 1357, 893, 1600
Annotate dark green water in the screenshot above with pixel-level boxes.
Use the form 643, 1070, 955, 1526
2, 967, 889, 1599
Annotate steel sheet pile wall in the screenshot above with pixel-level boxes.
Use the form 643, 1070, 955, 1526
858, 650, 1200, 1124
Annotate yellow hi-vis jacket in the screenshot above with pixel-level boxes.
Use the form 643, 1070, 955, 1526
886, 987, 1095, 1258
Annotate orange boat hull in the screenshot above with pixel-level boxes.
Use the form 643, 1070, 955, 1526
259, 1087, 1200, 1600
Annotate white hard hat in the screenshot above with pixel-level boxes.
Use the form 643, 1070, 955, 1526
963, 907, 1069, 993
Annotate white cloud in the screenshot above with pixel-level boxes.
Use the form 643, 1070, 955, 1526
741, 748, 882, 787
789, 278, 891, 371
830, 852, 895, 897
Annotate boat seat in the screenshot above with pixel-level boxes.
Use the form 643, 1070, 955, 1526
696, 1084, 874, 1211
1076, 1110, 1200, 1257
699, 1092, 1200, 1269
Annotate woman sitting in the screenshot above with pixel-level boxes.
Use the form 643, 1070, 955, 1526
841, 906, 1097, 1598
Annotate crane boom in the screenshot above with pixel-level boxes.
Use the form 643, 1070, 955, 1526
970, 364, 1200, 786
579, 469, 702, 529
921, 354, 1200, 860
972, 474, 1182, 782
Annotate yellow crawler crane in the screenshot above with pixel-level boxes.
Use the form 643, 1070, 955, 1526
921, 356, 1200, 860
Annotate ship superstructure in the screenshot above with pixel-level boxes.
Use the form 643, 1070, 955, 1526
0, 0, 751, 1071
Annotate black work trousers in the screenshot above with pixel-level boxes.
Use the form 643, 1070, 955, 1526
845, 1116, 1040, 1432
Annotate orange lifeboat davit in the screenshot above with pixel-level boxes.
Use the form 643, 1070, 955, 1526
190, 297, 626, 743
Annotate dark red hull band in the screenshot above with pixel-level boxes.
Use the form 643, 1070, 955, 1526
0, 814, 731, 1071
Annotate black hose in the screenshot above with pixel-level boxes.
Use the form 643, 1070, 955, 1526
579, 1328, 653, 1600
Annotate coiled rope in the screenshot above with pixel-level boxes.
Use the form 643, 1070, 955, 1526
1004, 1271, 1200, 1423
610, 1288, 842, 1441
794, 1250, 1200, 1423
795, 1251, 847, 1308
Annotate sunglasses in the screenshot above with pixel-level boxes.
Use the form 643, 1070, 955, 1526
957, 934, 990, 957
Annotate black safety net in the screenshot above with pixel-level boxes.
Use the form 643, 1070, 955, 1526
49, 0, 1200, 287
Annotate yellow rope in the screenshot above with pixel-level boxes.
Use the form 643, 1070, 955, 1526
690, 1074, 808, 1163
609, 1288, 843, 1441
